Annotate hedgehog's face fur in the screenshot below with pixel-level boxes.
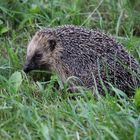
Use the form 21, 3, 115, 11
23, 31, 63, 73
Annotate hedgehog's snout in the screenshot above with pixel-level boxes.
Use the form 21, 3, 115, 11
23, 61, 36, 73
23, 64, 31, 73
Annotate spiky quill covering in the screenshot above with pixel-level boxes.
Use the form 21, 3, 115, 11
25, 25, 140, 95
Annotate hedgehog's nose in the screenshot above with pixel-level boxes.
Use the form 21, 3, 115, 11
23, 62, 34, 73
23, 65, 31, 73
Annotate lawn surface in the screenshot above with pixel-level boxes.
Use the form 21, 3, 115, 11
0, 0, 140, 139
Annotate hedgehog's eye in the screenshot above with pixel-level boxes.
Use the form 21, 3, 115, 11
35, 52, 43, 59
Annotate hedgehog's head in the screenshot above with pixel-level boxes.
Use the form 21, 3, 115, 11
23, 31, 63, 73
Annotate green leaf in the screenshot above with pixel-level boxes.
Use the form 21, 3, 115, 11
0, 27, 9, 34
134, 88, 140, 107
30, 4, 40, 13
0, 19, 3, 25
9, 71, 22, 93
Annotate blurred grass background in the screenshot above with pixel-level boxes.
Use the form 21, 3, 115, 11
0, 0, 140, 139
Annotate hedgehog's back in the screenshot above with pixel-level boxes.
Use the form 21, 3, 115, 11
43, 25, 140, 95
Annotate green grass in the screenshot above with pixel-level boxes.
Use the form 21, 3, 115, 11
0, 0, 140, 139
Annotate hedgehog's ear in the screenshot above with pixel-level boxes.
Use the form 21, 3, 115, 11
48, 39, 56, 51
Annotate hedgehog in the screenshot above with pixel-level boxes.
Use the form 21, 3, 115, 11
23, 25, 140, 96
